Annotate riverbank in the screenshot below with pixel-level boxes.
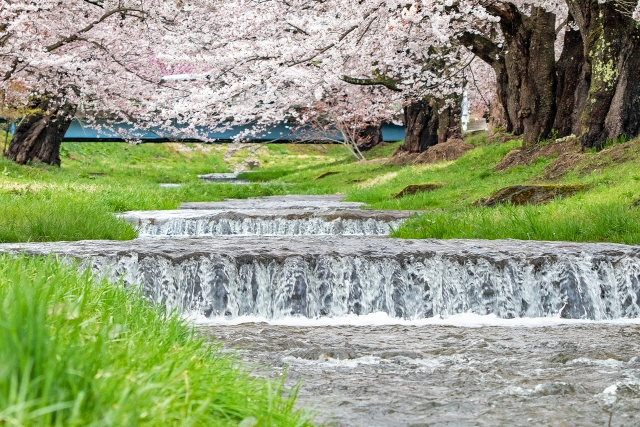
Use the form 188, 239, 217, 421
0, 254, 312, 426
1, 133, 640, 243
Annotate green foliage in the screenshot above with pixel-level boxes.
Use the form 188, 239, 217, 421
0, 142, 336, 242
392, 201, 640, 244
3, 135, 640, 244
588, 134, 629, 152
464, 132, 488, 146
0, 255, 311, 427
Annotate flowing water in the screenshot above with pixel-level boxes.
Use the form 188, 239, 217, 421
4, 195, 640, 425
203, 319, 640, 426
121, 209, 409, 236
3, 236, 640, 320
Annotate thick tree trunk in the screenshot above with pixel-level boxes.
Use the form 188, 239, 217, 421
566, 0, 640, 149
437, 98, 462, 143
401, 99, 439, 153
461, 5, 558, 144
553, 23, 589, 137
492, 61, 512, 132
458, 33, 512, 132
494, 4, 557, 145
355, 124, 383, 151
6, 98, 76, 166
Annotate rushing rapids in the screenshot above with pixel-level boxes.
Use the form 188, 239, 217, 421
203, 321, 640, 427
3, 236, 640, 320
121, 209, 411, 236
6, 192, 640, 425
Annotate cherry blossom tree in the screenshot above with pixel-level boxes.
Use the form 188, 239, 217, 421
0, 0, 201, 164
414, 0, 640, 148
167, 0, 471, 153
7, 0, 638, 165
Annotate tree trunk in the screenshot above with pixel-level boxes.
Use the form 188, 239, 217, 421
553, 23, 589, 138
437, 98, 462, 143
492, 61, 512, 132
401, 99, 439, 153
461, 5, 557, 144
566, 0, 640, 149
493, 4, 557, 145
355, 124, 383, 151
458, 32, 512, 132
6, 98, 76, 166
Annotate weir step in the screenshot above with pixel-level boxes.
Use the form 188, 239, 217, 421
120, 209, 415, 236
180, 195, 366, 210
3, 236, 640, 321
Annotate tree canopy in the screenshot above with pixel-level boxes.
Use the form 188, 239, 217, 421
2, 0, 640, 163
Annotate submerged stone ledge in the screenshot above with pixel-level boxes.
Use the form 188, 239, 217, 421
2, 236, 640, 321
180, 195, 365, 210
121, 209, 414, 236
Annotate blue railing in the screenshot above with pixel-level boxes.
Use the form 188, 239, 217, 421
63, 120, 405, 142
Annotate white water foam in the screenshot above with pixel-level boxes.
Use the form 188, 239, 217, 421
188, 311, 640, 327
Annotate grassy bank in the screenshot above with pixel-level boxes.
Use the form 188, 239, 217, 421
0, 255, 311, 426
2, 134, 640, 243
0, 142, 339, 242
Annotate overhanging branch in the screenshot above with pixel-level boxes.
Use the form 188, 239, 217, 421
340, 74, 402, 92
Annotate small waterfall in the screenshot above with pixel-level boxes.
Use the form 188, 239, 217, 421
131, 216, 402, 236
121, 209, 411, 237
17, 236, 634, 321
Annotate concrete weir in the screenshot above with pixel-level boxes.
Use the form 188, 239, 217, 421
121, 209, 413, 236
120, 195, 411, 236
179, 195, 366, 210
3, 236, 640, 320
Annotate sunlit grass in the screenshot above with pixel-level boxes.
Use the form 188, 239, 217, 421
0, 255, 312, 426
2, 136, 640, 243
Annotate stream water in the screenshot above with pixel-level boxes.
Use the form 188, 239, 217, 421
203, 319, 640, 426
3, 195, 640, 425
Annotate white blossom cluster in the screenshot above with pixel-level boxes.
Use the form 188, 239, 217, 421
1, 0, 638, 138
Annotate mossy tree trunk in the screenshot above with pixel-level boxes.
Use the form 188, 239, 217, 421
5, 98, 76, 166
401, 98, 439, 153
566, 0, 640, 149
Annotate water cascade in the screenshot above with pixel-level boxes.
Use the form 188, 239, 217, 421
4, 236, 640, 320
121, 209, 411, 236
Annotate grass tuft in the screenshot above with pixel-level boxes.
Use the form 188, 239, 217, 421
0, 255, 312, 426
2, 135, 640, 244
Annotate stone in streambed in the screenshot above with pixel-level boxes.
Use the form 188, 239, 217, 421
474, 184, 586, 207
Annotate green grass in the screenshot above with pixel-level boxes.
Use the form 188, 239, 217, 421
0, 255, 312, 427
393, 202, 640, 243
3, 135, 640, 244
0, 142, 337, 242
